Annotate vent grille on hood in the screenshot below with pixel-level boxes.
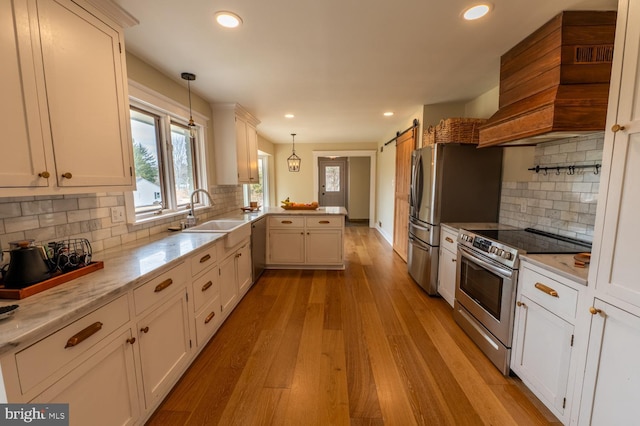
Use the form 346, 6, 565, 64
478, 11, 617, 148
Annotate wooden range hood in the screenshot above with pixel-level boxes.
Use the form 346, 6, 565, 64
478, 11, 617, 148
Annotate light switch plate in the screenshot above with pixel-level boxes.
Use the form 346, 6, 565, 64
111, 206, 125, 223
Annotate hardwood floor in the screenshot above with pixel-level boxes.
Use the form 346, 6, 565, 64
147, 227, 561, 425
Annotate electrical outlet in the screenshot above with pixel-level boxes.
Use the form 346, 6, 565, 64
111, 206, 125, 223
520, 200, 527, 213
378, 221, 382, 227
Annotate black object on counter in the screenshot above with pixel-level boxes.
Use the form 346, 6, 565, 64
3, 241, 51, 289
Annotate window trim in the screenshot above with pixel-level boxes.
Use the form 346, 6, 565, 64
125, 80, 210, 224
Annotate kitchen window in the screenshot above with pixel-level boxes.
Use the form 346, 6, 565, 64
243, 155, 269, 207
127, 98, 206, 222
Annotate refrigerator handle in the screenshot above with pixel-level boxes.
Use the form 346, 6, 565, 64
411, 153, 423, 212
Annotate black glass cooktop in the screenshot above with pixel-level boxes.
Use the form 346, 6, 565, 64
471, 228, 592, 254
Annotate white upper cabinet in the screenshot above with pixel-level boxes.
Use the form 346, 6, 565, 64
590, 0, 640, 309
212, 104, 260, 185
0, 0, 50, 188
0, 0, 134, 195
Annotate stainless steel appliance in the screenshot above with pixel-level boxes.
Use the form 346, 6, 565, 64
454, 227, 592, 374
251, 217, 266, 283
407, 144, 503, 294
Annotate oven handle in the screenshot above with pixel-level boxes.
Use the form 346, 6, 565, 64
458, 246, 513, 279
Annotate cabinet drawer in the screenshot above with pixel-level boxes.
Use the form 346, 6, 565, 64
519, 267, 578, 321
192, 267, 220, 313
191, 245, 217, 278
268, 216, 304, 228
440, 228, 458, 254
305, 216, 343, 228
133, 263, 187, 315
15, 294, 129, 395
195, 296, 222, 347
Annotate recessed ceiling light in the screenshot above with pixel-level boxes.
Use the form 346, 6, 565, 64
215, 11, 243, 28
463, 4, 491, 20
284, 114, 295, 118
383, 112, 394, 117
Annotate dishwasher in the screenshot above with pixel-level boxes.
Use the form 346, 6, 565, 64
251, 216, 266, 283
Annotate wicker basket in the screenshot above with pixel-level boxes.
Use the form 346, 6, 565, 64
423, 118, 487, 145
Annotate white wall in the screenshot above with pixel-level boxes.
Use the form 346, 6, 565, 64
274, 142, 377, 203
347, 157, 371, 219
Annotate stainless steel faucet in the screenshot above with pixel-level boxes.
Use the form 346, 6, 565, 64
188, 189, 214, 224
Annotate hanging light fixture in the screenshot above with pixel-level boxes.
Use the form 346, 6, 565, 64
287, 133, 301, 172
181, 72, 198, 138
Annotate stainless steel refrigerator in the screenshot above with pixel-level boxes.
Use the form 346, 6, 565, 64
408, 143, 503, 294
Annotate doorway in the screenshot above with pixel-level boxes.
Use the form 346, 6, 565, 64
318, 157, 347, 207
312, 150, 377, 227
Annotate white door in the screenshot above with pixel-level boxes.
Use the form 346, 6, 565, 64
318, 158, 347, 207
37, 0, 132, 187
591, 0, 640, 308
137, 292, 191, 407
579, 299, 640, 425
219, 254, 238, 314
0, 0, 51, 188
33, 330, 140, 426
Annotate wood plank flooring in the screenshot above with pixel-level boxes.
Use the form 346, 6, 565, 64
147, 226, 561, 425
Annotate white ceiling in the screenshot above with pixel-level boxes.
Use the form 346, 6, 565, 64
113, 0, 617, 144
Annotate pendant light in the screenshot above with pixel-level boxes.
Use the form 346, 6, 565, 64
287, 133, 301, 172
181, 72, 198, 138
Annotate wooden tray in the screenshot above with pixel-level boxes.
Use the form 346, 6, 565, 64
281, 205, 318, 210
0, 261, 104, 300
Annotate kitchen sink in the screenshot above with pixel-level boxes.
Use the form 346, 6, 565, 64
183, 219, 251, 247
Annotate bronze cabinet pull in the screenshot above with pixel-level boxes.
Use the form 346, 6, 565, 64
199, 254, 211, 263
201, 281, 213, 292
126, 337, 136, 344
39, 171, 50, 178
204, 311, 216, 324
65, 322, 103, 348
516, 301, 527, 308
534, 282, 559, 297
154, 278, 173, 292
319, 220, 330, 224
445, 237, 454, 243
61, 172, 73, 179
611, 124, 626, 132
589, 306, 603, 315
140, 326, 149, 333
281, 220, 293, 224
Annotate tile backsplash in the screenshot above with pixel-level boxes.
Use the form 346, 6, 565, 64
499, 133, 604, 242
0, 186, 243, 258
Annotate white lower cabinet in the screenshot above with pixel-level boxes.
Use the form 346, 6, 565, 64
219, 238, 252, 318
136, 290, 191, 408
511, 260, 582, 424
437, 227, 458, 307
267, 215, 345, 268
578, 299, 640, 425
32, 329, 140, 426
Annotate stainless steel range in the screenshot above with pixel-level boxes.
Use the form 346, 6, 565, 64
453, 227, 591, 374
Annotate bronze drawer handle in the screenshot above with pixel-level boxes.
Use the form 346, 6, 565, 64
202, 281, 213, 292
281, 220, 293, 224
319, 220, 330, 224
154, 278, 173, 293
39, 171, 50, 179
65, 322, 103, 348
126, 337, 136, 345
61, 172, 73, 179
204, 311, 216, 324
445, 237, 454, 244
199, 254, 211, 263
535, 282, 558, 297
140, 326, 149, 334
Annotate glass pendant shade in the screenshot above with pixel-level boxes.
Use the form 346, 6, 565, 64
287, 133, 301, 172
181, 72, 197, 138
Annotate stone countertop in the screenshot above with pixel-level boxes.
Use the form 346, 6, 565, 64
0, 206, 348, 356
521, 253, 589, 286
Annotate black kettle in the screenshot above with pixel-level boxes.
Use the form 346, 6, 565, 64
2, 241, 51, 289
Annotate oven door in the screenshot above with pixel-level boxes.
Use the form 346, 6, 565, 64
455, 245, 517, 346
